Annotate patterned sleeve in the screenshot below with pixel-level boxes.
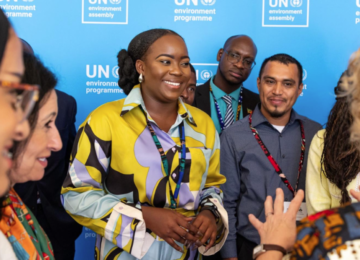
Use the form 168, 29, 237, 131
198, 130, 229, 256
61, 111, 154, 259
290, 204, 360, 260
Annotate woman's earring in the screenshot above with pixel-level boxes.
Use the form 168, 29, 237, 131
139, 73, 143, 83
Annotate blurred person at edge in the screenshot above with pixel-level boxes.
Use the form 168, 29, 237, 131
180, 63, 197, 105
61, 28, 228, 260
0, 9, 34, 260
305, 71, 360, 215
0, 51, 62, 259
249, 48, 360, 260
15, 40, 82, 260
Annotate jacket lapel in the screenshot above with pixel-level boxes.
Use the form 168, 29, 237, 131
193, 80, 211, 116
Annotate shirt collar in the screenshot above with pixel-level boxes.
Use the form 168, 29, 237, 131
120, 84, 197, 126
210, 76, 242, 101
251, 104, 302, 128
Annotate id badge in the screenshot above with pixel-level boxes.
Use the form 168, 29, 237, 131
283, 202, 307, 221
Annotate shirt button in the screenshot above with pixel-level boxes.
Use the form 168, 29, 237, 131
282, 155, 285, 158
279, 134, 282, 137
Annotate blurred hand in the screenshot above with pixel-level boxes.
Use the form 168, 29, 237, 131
191, 210, 218, 253
350, 187, 360, 202
142, 207, 198, 252
248, 188, 304, 251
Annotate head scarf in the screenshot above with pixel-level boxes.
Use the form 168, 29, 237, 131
0, 9, 10, 65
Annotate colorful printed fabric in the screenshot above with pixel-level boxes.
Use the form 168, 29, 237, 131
291, 202, 360, 260
0, 188, 54, 260
61, 85, 228, 260
0, 230, 17, 260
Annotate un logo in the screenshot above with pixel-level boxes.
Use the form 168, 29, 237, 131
302, 69, 307, 81
201, 0, 216, 6
290, 0, 302, 7
110, 0, 121, 4
112, 66, 119, 78
200, 70, 213, 81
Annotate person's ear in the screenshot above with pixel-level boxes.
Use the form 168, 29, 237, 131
135, 60, 145, 75
257, 77, 261, 93
297, 83, 304, 97
217, 49, 224, 62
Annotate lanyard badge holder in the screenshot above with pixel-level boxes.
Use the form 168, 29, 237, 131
249, 112, 307, 219
144, 113, 187, 209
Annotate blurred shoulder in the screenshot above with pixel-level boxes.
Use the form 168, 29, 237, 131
80, 98, 125, 128
297, 114, 322, 129
55, 90, 76, 106
185, 103, 215, 129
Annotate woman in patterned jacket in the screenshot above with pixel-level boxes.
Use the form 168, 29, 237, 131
61, 29, 229, 260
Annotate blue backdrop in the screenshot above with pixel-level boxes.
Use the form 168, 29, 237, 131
2, 0, 360, 259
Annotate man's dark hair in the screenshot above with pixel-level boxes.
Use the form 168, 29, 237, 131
12, 52, 58, 165
117, 29, 183, 95
258, 54, 303, 85
0, 9, 10, 65
189, 63, 195, 74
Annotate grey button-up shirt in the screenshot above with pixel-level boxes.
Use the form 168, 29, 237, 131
220, 105, 322, 258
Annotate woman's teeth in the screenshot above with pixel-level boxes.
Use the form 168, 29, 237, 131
164, 81, 180, 86
38, 158, 47, 162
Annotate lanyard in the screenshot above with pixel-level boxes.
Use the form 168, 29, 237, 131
249, 112, 305, 197
209, 86, 243, 131
144, 115, 186, 209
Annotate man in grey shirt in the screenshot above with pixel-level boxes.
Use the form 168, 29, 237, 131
220, 54, 322, 260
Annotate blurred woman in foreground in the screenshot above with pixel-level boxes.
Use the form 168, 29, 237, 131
0, 9, 36, 260
306, 71, 360, 214
0, 51, 62, 259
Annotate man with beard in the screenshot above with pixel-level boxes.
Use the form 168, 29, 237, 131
193, 35, 259, 134
220, 54, 322, 260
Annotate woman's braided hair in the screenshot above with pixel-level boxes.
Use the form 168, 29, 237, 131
321, 72, 360, 204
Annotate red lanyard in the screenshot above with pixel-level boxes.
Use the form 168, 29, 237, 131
249, 112, 306, 197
